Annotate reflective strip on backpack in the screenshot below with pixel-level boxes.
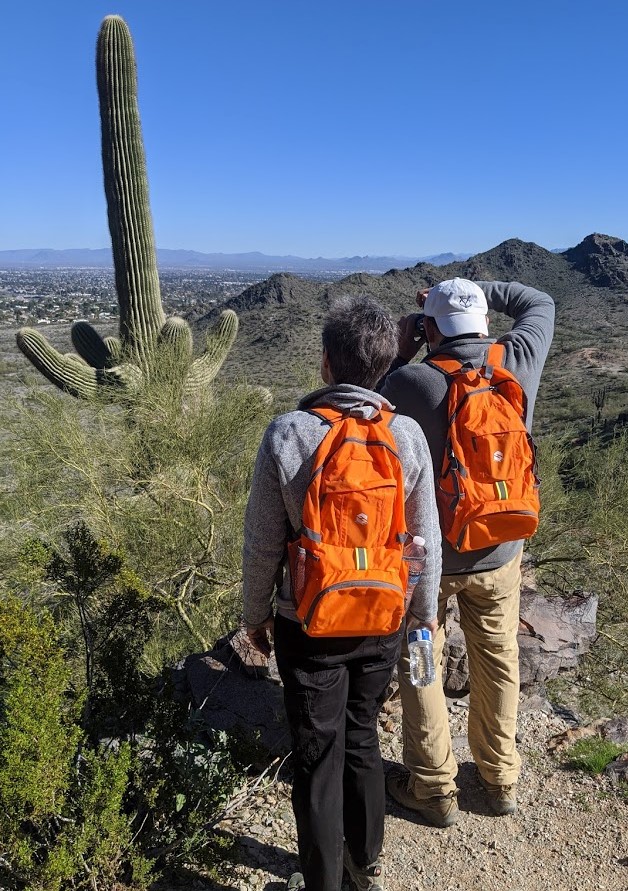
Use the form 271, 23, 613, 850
355, 547, 368, 570
302, 526, 323, 542
495, 480, 509, 500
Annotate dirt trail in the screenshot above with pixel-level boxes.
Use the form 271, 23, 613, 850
197, 701, 628, 891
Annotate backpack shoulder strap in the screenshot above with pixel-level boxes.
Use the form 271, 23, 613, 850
424, 354, 463, 377
486, 342, 506, 368
306, 406, 343, 425
428, 342, 509, 381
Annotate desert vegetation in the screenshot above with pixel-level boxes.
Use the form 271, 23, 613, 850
2, 326, 627, 888
0, 365, 272, 888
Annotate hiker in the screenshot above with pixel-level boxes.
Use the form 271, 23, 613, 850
380, 278, 554, 825
243, 294, 441, 891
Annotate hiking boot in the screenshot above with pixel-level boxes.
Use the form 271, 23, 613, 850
343, 843, 384, 891
286, 873, 305, 891
386, 770, 458, 827
479, 776, 518, 816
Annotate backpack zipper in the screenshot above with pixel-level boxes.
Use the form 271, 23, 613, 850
455, 510, 538, 550
302, 579, 403, 631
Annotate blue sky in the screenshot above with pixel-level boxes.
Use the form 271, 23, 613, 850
2, 0, 627, 257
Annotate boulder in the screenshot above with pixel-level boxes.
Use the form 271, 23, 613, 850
605, 752, 628, 785
171, 626, 290, 762
442, 586, 598, 696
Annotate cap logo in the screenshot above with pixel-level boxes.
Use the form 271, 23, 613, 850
459, 295, 473, 308
356, 513, 368, 525
493, 450, 504, 462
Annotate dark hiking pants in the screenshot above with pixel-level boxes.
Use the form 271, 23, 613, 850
274, 613, 402, 891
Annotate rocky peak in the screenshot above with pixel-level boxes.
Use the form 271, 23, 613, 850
564, 233, 628, 288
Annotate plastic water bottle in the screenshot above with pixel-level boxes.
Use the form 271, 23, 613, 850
408, 627, 436, 687
403, 535, 427, 609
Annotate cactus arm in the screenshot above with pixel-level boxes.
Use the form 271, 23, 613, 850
17, 328, 99, 398
103, 336, 123, 364
16, 328, 141, 398
157, 317, 194, 363
185, 310, 239, 391
97, 15, 165, 367
71, 321, 118, 368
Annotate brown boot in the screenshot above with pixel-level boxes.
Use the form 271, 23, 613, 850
479, 775, 518, 816
386, 770, 459, 827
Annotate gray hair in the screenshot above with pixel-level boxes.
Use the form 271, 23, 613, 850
321, 294, 398, 389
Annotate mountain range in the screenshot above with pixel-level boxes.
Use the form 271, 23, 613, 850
196, 232, 628, 434
0, 247, 471, 273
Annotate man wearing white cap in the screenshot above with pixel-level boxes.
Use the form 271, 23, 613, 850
380, 278, 554, 825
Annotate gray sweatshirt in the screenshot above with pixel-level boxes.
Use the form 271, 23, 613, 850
381, 281, 555, 575
242, 384, 442, 629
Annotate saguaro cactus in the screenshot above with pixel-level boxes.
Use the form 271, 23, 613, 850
17, 15, 237, 399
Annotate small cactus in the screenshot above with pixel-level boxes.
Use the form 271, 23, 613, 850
16, 15, 237, 399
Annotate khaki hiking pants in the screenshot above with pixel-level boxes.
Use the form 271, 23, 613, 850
398, 551, 523, 797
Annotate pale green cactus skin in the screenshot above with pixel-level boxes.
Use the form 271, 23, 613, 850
16, 15, 237, 399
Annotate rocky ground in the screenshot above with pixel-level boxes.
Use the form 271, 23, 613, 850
183, 693, 628, 891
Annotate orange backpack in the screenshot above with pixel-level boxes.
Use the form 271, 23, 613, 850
288, 406, 409, 637
426, 343, 540, 552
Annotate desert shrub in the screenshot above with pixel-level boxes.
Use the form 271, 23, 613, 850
529, 432, 628, 716
0, 362, 273, 886
0, 524, 251, 889
0, 591, 150, 890
562, 737, 627, 774
0, 375, 272, 663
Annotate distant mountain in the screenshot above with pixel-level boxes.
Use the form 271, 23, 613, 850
196, 232, 628, 430
0, 247, 471, 272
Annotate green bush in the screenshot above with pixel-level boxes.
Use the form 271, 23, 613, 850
0, 524, 252, 888
0, 376, 272, 663
562, 737, 627, 774
0, 359, 272, 888
0, 591, 150, 890
529, 431, 628, 716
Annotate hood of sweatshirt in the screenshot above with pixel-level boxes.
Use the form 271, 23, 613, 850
298, 383, 395, 418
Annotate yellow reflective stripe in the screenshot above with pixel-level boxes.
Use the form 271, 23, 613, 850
355, 547, 368, 570
495, 480, 508, 500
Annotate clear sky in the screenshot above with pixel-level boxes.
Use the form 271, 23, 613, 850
2, 0, 627, 258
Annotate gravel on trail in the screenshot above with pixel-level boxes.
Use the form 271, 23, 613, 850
175, 699, 628, 891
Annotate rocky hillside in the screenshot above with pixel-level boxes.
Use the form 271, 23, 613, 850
197, 233, 628, 433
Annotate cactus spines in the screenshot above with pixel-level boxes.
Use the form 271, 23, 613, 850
16, 15, 237, 399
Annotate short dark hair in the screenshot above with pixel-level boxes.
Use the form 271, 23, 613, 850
321, 294, 398, 389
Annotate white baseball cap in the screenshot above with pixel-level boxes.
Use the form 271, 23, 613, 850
424, 278, 488, 337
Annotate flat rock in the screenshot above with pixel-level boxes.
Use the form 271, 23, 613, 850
173, 587, 598, 758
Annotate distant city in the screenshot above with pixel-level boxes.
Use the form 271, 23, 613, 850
0, 268, 265, 328
0, 248, 472, 328
0, 247, 470, 274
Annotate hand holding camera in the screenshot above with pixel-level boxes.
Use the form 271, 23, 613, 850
398, 312, 427, 361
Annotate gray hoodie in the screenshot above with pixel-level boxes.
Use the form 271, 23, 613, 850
381, 281, 555, 575
242, 383, 442, 629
